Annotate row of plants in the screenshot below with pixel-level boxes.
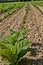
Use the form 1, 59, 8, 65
0, 29, 32, 65
0, 2, 25, 22
0, 2, 16, 14
31, 1, 43, 6
0, 2, 25, 14
4, 3, 25, 18
21, 3, 30, 28
31, 1, 43, 14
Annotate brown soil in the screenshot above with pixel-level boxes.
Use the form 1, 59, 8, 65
20, 4, 43, 65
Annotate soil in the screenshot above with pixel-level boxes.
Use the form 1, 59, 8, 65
20, 4, 43, 65
0, 3, 43, 65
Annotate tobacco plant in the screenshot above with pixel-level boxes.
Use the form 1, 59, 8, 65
0, 29, 32, 65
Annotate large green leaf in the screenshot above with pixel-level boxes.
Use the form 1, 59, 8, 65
16, 39, 32, 54
16, 49, 28, 65
0, 43, 17, 55
0, 43, 13, 49
15, 39, 32, 65
0, 49, 16, 64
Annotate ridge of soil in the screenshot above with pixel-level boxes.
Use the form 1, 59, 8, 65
20, 4, 43, 65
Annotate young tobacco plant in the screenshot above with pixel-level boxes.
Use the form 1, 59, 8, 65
0, 29, 32, 65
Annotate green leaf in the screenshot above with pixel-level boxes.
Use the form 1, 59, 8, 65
17, 29, 29, 41
15, 39, 32, 65
0, 33, 19, 45
16, 39, 32, 54
10, 29, 17, 35
0, 49, 16, 64
0, 43, 17, 54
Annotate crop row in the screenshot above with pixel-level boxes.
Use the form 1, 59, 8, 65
3, 3, 25, 18
31, 1, 43, 14
31, 1, 43, 6
21, 3, 29, 29
0, 2, 16, 13
0, 2, 25, 14
0, 2, 32, 65
0, 2, 25, 22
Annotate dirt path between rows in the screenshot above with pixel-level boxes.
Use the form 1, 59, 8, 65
20, 4, 43, 65
0, 5, 26, 38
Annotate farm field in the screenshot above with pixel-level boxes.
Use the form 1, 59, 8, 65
0, 1, 43, 65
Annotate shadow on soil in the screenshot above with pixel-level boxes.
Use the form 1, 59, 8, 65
29, 43, 43, 56
19, 58, 43, 65
19, 43, 43, 65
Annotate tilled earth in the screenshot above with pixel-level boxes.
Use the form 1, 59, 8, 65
21, 4, 43, 65
0, 5, 26, 38
0, 3, 43, 65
